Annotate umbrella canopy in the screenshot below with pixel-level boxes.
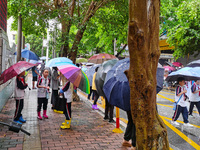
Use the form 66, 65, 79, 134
103, 58, 164, 111
172, 62, 183, 67
58, 64, 90, 94
76, 58, 88, 63
163, 66, 176, 71
86, 64, 101, 86
187, 60, 200, 67
88, 53, 118, 64
166, 67, 200, 82
46, 57, 73, 67
0, 61, 36, 85
95, 59, 118, 96
40, 56, 50, 60
164, 61, 174, 67
14, 49, 40, 61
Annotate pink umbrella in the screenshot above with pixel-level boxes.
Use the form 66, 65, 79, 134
163, 66, 176, 71
172, 62, 183, 67
0, 61, 36, 85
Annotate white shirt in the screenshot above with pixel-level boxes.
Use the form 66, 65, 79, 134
175, 85, 187, 107
190, 83, 200, 102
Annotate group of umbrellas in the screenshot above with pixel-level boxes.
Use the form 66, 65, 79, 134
86, 58, 165, 111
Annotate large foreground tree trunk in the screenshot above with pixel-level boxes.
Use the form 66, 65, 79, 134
128, 0, 169, 149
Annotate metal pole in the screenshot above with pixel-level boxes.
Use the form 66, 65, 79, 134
17, 14, 22, 62
46, 30, 49, 63
112, 107, 123, 133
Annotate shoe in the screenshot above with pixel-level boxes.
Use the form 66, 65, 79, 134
109, 119, 115, 123
37, 112, 42, 120
43, 110, 48, 119
92, 104, 99, 110
13, 120, 22, 124
171, 121, 180, 126
104, 116, 109, 120
19, 116, 26, 123
60, 120, 71, 129
184, 123, 193, 127
122, 140, 132, 147
188, 114, 195, 118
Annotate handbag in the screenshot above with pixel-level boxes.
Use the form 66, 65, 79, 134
173, 94, 183, 111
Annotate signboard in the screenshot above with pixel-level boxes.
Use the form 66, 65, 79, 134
0, 0, 7, 32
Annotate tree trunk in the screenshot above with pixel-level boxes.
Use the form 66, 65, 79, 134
61, 21, 70, 57
17, 14, 22, 62
128, 0, 169, 149
70, 25, 87, 64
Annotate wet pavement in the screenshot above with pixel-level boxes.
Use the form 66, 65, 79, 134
0, 76, 200, 150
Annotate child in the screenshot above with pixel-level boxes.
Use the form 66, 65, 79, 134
92, 67, 99, 110
59, 80, 73, 129
189, 80, 200, 117
172, 77, 193, 127
37, 69, 50, 120
14, 71, 28, 124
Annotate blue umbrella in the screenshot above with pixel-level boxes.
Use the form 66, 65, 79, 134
46, 57, 73, 67
103, 58, 164, 111
14, 49, 40, 61
86, 64, 101, 86
166, 67, 200, 81
40, 56, 50, 60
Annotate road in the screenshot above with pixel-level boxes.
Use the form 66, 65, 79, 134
78, 89, 200, 150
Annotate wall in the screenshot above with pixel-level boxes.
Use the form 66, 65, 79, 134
0, 28, 15, 111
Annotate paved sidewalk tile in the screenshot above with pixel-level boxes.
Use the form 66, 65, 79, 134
0, 77, 130, 150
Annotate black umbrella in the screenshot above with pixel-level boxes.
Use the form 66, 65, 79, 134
95, 59, 118, 96
187, 60, 200, 67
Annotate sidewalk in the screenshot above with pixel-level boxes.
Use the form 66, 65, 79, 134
0, 77, 128, 150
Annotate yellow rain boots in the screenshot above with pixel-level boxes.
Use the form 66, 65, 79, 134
62, 119, 71, 125
60, 120, 71, 129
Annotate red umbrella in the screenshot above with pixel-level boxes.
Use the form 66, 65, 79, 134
0, 61, 36, 85
163, 66, 176, 71
172, 62, 183, 67
88, 53, 118, 64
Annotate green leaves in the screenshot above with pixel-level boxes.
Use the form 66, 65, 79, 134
161, 0, 200, 59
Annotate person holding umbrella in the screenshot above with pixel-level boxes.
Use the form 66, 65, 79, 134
51, 67, 61, 109
189, 80, 200, 117
172, 77, 193, 127
14, 71, 28, 124
92, 67, 99, 110
32, 66, 40, 89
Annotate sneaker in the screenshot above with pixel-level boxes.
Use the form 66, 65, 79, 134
184, 123, 193, 127
13, 120, 22, 124
104, 116, 109, 120
188, 114, 195, 118
171, 121, 180, 126
109, 119, 115, 123
19, 116, 26, 123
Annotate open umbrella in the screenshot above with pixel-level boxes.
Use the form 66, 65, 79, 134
164, 61, 174, 67
187, 60, 200, 67
163, 66, 175, 71
88, 53, 118, 64
172, 62, 183, 67
103, 58, 164, 111
46, 57, 73, 67
58, 64, 90, 94
166, 67, 200, 82
86, 64, 101, 86
95, 59, 118, 96
14, 49, 40, 61
76, 58, 88, 63
0, 61, 36, 85
40, 56, 50, 60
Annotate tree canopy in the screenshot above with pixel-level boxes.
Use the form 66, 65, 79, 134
160, 0, 200, 59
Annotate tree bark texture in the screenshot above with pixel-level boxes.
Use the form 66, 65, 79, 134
128, 0, 169, 149
17, 14, 22, 62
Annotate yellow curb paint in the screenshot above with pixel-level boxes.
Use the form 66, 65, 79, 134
157, 94, 175, 102
120, 118, 128, 124
157, 103, 173, 108
160, 91, 174, 95
161, 116, 200, 150
161, 115, 200, 129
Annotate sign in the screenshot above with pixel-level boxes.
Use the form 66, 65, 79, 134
0, 0, 7, 32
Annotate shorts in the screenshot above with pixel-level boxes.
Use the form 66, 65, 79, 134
33, 76, 37, 81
